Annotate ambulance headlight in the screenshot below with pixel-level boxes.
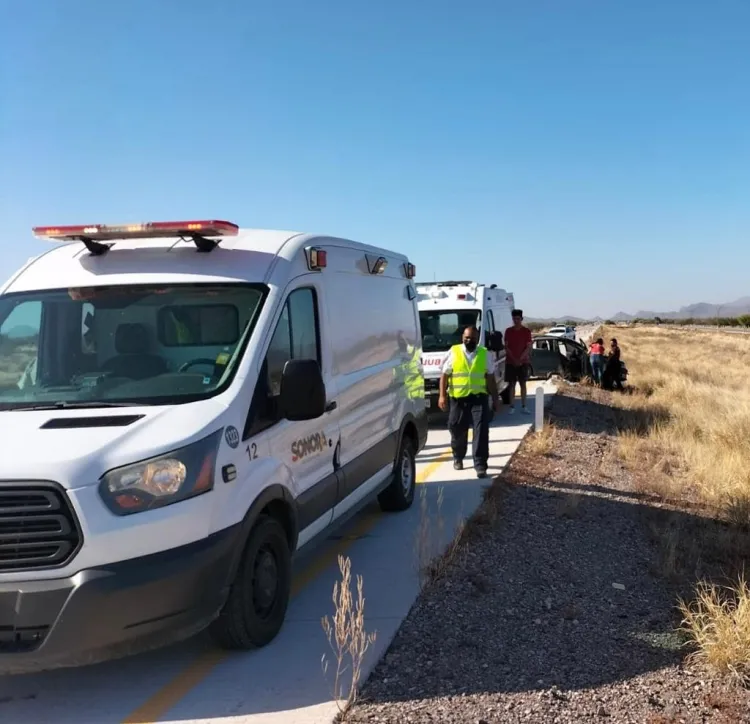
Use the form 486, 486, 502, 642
99, 429, 222, 515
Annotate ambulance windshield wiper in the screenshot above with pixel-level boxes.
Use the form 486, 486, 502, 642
9, 401, 151, 411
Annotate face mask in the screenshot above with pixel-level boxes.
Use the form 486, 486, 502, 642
464, 339, 477, 352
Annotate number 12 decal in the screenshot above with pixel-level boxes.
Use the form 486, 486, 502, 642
246, 443, 258, 461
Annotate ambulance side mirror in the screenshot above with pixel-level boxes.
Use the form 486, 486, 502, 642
486, 331, 504, 352
279, 359, 326, 421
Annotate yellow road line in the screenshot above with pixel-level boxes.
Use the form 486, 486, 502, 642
415, 451, 452, 484
121, 448, 451, 724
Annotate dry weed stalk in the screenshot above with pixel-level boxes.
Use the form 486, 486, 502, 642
321, 555, 377, 715
414, 485, 431, 586
414, 485, 466, 588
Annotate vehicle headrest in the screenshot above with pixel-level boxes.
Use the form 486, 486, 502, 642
115, 323, 150, 355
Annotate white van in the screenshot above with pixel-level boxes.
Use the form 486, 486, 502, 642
0, 219, 427, 672
547, 324, 576, 340
416, 281, 516, 412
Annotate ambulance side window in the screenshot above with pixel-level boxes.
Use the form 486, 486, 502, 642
266, 304, 291, 397
483, 310, 503, 353
244, 287, 320, 437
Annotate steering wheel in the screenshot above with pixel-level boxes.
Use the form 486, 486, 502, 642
178, 358, 217, 373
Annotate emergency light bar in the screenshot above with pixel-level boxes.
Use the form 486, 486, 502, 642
403, 262, 416, 279
33, 220, 239, 255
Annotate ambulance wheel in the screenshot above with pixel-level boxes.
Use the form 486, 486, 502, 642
209, 514, 291, 650
378, 434, 416, 512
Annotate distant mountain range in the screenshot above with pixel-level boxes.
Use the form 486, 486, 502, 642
527, 316, 600, 324
2, 325, 38, 339
609, 296, 750, 322
528, 296, 750, 324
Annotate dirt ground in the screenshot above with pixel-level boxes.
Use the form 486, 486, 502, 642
346, 386, 750, 724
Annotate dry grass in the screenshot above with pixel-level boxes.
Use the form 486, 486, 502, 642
596, 325, 750, 519
321, 555, 377, 717
524, 419, 556, 456
679, 574, 750, 685
588, 326, 750, 684
414, 485, 466, 588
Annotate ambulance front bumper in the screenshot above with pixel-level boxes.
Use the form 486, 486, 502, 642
0, 523, 242, 674
424, 378, 441, 412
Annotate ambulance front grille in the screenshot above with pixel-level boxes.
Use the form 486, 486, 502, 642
0, 484, 82, 571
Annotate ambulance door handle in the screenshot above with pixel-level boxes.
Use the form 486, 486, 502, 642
325, 401, 337, 413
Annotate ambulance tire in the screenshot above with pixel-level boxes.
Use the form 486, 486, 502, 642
209, 514, 292, 650
378, 434, 417, 512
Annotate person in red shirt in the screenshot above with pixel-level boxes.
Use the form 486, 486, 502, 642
504, 309, 533, 414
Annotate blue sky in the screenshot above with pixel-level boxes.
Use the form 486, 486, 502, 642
1, 0, 748, 318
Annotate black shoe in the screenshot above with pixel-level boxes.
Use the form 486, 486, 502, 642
453, 459, 463, 470
475, 466, 487, 478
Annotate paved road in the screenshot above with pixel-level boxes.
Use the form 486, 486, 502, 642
570, 324, 599, 342
0, 381, 555, 724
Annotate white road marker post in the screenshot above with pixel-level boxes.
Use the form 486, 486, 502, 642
535, 386, 544, 432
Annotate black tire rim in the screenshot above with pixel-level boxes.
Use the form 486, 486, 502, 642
252, 544, 279, 619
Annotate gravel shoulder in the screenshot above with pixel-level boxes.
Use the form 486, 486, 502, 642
347, 386, 750, 724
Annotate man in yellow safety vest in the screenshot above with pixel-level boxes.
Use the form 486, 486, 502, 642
438, 325, 499, 478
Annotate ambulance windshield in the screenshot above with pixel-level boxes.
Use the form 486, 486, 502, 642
419, 309, 482, 353
0, 283, 266, 409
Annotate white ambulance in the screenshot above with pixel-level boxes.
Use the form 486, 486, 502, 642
416, 281, 516, 412
0, 219, 427, 672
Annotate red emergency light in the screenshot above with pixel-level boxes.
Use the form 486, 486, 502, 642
33, 220, 239, 255
305, 246, 327, 271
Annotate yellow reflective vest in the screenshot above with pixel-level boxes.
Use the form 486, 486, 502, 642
394, 343, 425, 401
448, 344, 488, 397
404, 344, 424, 400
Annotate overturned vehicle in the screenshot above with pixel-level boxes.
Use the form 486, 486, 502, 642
529, 335, 628, 385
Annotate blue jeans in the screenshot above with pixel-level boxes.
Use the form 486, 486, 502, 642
590, 354, 604, 384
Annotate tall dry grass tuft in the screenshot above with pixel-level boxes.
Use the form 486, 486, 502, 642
321, 555, 377, 716
525, 419, 556, 456
679, 574, 750, 685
